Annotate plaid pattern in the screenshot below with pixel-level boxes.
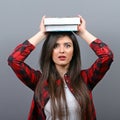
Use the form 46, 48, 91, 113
8, 39, 113, 120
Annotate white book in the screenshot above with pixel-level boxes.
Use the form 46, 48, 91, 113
45, 25, 78, 32
44, 17, 80, 25
44, 17, 80, 31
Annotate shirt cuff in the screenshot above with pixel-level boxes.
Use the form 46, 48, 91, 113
23, 40, 35, 49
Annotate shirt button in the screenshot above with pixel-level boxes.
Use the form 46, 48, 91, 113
66, 80, 69, 83
71, 88, 73, 92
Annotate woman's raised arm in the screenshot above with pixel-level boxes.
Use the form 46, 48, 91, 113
28, 16, 48, 46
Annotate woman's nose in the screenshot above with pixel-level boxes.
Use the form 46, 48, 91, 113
59, 46, 64, 53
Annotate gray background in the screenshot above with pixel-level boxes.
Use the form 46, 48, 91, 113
0, 0, 119, 120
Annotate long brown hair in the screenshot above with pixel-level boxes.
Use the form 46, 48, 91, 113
35, 32, 92, 120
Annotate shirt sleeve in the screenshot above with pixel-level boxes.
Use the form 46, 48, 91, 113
8, 40, 41, 91
81, 39, 114, 90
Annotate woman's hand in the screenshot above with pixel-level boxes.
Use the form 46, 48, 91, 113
39, 16, 46, 34
77, 16, 87, 36
76, 15, 97, 44
28, 16, 48, 46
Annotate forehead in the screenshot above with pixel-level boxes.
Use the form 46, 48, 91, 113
56, 36, 73, 43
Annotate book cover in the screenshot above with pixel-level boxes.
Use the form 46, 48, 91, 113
45, 25, 78, 32
44, 17, 80, 25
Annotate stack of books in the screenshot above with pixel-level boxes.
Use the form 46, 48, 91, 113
44, 17, 80, 32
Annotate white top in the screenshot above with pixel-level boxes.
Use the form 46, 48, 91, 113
44, 83, 81, 120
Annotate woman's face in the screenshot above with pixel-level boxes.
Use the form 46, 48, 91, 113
52, 36, 74, 68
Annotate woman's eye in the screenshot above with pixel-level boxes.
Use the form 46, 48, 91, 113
65, 44, 71, 48
54, 44, 59, 48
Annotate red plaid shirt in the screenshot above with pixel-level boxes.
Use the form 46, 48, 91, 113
8, 39, 113, 120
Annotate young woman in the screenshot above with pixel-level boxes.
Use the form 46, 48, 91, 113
8, 16, 113, 120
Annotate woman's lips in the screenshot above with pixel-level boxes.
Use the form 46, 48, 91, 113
58, 56, 66, 60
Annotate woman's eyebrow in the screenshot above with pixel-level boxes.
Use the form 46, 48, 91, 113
55, 41, 73, 45
64, 42, 73, 44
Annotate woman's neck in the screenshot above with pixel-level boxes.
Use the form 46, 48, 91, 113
55, 65, 68, 78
